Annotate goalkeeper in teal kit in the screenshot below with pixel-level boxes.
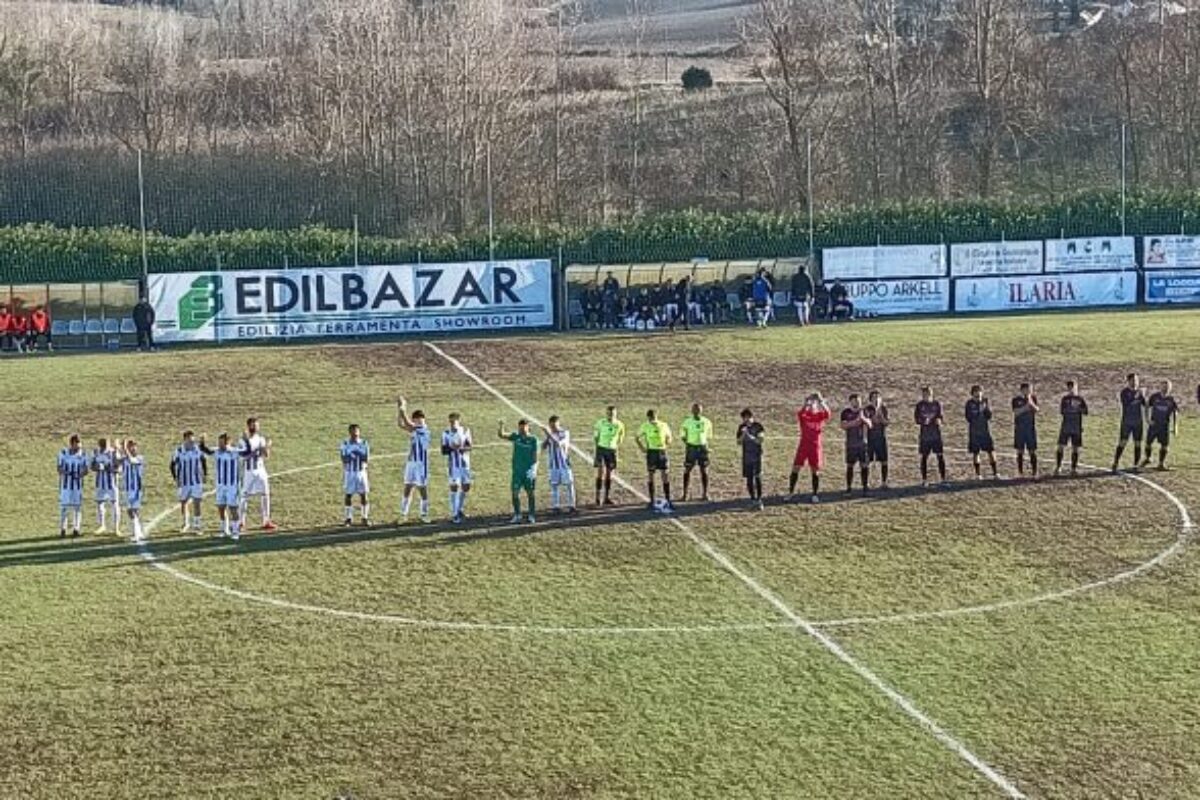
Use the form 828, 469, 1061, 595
499, 419, 540, 524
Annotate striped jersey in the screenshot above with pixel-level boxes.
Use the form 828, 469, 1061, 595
213, 447, 241, 490
341, 438, 370, 473
171, 446, 206, 488
123, 456, 145, 496
58, 449, 88, 491
442, 427, 473, 472
545, 429, 571, 470
91, 449, 118, 492
240, 433, 269, 473
407, 425, 431, 467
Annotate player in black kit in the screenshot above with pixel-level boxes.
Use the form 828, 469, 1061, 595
840, 394, 872, 495
1111, 373, 1147, 472
1054, 380, 1089, 477
1012, 383, 1040, 478
737, 408, 766, 509
863, 390, 890, 488
915, 387, 947, 487
965, 385, 998, 479
1140, 380, 1180, 470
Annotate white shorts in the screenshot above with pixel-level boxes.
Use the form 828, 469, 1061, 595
177, 484, 203, 502
343, 471, 370, 495
95, 487, 118, 504
403, 461, 429, 488
125, 492, 142, 511
549, 467, 575, 486
242, 471, 269, 497
59, 488, 82, 508
215, 486, 240, 508
448, 466, 474, 487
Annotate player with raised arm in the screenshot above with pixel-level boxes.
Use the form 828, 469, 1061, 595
841, 394, 872, 495
239, 417, 277, 531
210, 432, 242, 540
593, 406, 625, 506
737, 408, 766, 509
119, 439, 147, 542
396, 398, 432, 523
1141, 380, 1180, 470
789, 392, 831, 504
1112, 373, 1147, 472
57, 434, 88, 538
965, 385, 999, 480
636, 408, 674, 512
915, 387, 947, 487
340, 424, 370, 526
680, 403, 714, 502
499, 418, 540, 523
90, 437, 121, 536
170, 430, 208, 534
541, 415, 578, 515
442, 412, 473, 524
863, 390, 890, 489
1054, 381, 1089, 477
1012, 383, 1040, 478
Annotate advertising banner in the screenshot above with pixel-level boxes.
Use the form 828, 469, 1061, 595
1145, 271, 1200, 304
150, 260, 554, 343
821, 244, 946, 280
954, 272, 1135, 313
1142, 235, 1200, 269
842, 278, 950, 316
1044, 236, 1135, 272
949, 240, 1043, 276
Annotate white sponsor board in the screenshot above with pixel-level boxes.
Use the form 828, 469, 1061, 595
842, 278, 950, 316
1044, 236, 1135, 272
821, 244, 946, 280
954, 272, 1135, 313
1145, 271, 1200, 304
1142, 235, 1200, 269
150, 260, 554, 343
949, 240, 1043, 276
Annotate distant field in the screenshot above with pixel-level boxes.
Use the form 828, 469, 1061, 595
2, 309, 1199, 798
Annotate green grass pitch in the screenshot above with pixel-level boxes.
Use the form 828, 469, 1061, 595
2, 309, 1199, 798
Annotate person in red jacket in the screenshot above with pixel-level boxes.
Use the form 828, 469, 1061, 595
9, 310, 28, 353
0, 305, 12, 352
26, 306, 51, 352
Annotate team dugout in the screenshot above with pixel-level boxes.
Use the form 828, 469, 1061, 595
1, 281, 141, 351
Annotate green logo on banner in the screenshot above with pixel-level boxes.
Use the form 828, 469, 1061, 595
179, 275, 223, 330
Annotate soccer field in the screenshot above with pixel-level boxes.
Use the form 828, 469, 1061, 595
3, 309, 1200, 799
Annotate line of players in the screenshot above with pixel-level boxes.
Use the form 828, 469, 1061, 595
54, 418, 276, 540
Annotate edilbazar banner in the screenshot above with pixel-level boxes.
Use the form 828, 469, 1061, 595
842, 278, 950, 316
954, 272, 1136, 313
949, 240, 1043, 276
1145, 271, 1200, 304
150, 260, 554, 343
1142, 235, 1200, 270
1044, 236, 1135, 272
821, 244, 946, 280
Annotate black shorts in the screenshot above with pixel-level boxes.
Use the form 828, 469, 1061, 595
1146, 425, 1170, 447
645, 449, 669, 472
867, 437, 888, 463
742, 459, 762, 479
1119, 420, 1144, 442
595, 447, 618, 470
845, 445, 868, 466
1014, 429, 1037, 451
684, 445, 710, 468
968, 433, 995, 455
919, 437, 944, 456
1057, 431, 1083, 449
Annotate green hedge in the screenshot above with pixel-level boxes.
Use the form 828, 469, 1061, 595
4, 191, 1200, 284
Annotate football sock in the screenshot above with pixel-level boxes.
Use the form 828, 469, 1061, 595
420, 498, 430, 517
746, 478, 755, 497
97, 504, 106, 528
754, 476, 763, 499
512, 492, 521, 516
1070, 450, 1080, 471
73, 509, 83, 531
937, 455, 947, 480
1133, 444, 1142, 465
604, 477, 612, 500
526, 490, 535, 516
260, 495, 271, 523
1112, 444, 1124, 468
990, 457, 998, 477
402, 495, 412, 516
788, 471, 798, 493
1055, 449, 1064, 470
974, 459, 981, 477
344, 505, 353, 521
860, 467, 869, 490
1017, 452, 1025, 473
60, 507, 69, 531
595, 477, 602, 503
647, 478, 656, 502
1030, 452, 1039, 475
845, 466, 854, 491
1159, 448, 1167, 467
811, 473, 820, 494
362, 503, 370, 520
920, 456, 929, 481
700, 468, 709, 495
881, 463, 889, 483
662, 480, 671, 502
550, 485, 560, 508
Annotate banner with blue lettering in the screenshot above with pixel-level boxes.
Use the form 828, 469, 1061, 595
149, 260, 554, 343
1145, 271, 1200, 304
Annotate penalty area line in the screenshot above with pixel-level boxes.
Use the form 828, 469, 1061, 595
423, 340, 1027, 799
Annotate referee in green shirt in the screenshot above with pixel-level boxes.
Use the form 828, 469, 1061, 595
499, 419, 539, 523
593, 406, 626, 505
680, 402, 714, 501
636, 409, 674, 511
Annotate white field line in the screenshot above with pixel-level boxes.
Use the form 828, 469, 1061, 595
423, 341, 1027, 799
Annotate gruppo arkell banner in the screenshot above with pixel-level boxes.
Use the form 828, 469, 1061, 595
150, 260, 554, 343
842, 278, 950, 316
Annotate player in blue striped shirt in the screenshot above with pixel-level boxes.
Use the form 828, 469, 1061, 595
119, 439, 147, 542
340, 424, 371, 526
442, 413, 474, 524
210, 433, 243, 540
90, 438, 121, 536
57, 434, 89, 538
170, 430, 208, 534
398, 397, 432, 523
541, 416, 578, 515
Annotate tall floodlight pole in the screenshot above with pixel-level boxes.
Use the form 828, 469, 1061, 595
487, 140, 496, 263
806, 129, 815, 256
1120, 123, 1128, 237
137, 148, 149, 288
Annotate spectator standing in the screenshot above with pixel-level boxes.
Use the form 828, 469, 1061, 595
601, 276, 620, 329
738, 276, 754, 325
133, 295, 157, 351
669, 276, 692, 332
791, 266, 814, 326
